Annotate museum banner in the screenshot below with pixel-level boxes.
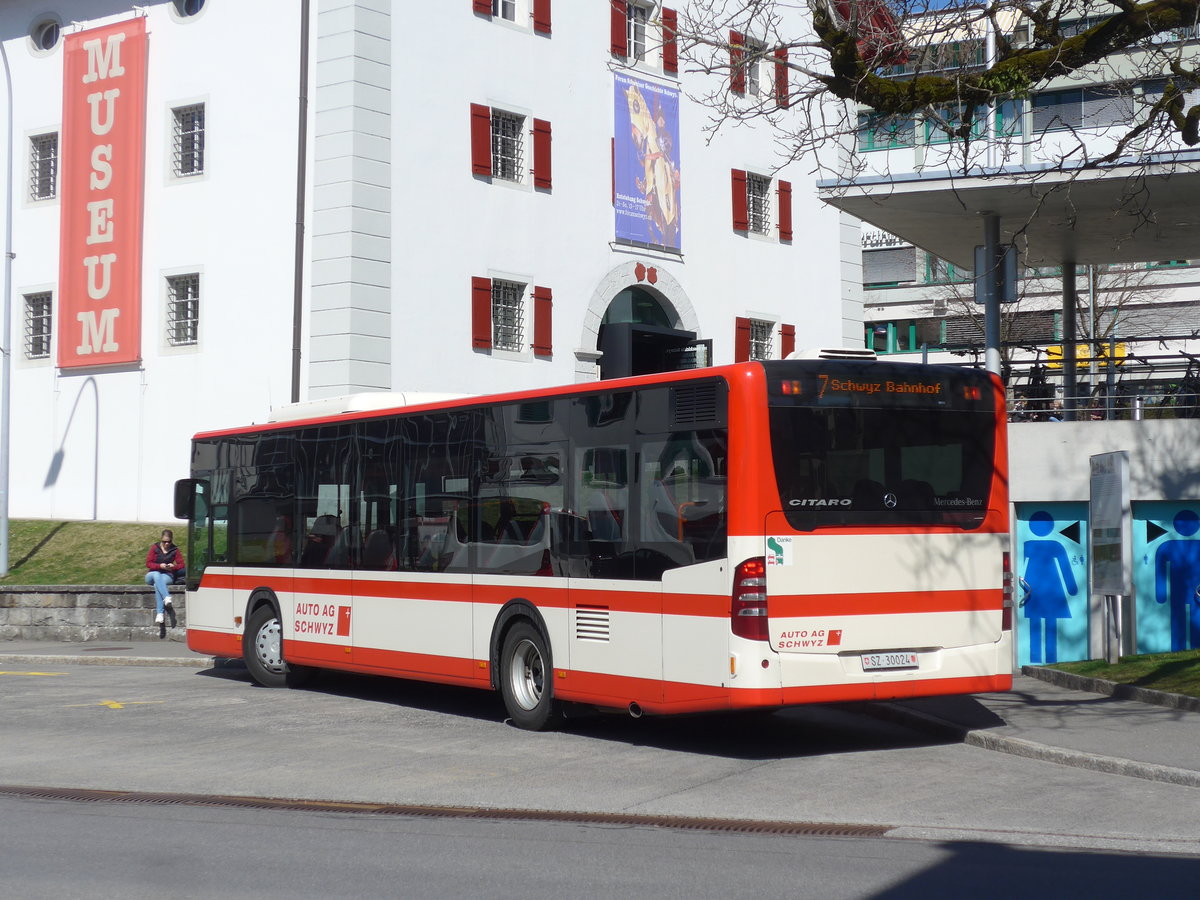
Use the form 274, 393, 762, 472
58, 17, 148, 369
613, 72, 681, 252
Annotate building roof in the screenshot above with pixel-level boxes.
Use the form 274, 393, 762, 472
819, 150, 1200, 269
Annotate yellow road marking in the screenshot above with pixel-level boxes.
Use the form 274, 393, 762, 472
0, 671, 68, 677
65, 699, 166, 710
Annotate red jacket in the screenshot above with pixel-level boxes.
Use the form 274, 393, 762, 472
146, 542, 185, 573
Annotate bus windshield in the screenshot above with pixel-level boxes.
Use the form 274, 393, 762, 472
766, 362, 997, 530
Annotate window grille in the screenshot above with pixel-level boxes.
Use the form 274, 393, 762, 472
492, 0, 515, 21
491, 110, 525, 182
24, 293, 52, 360
627, 3, 649, 61
491, 279, 525, 352
749, 319, 773, 360
173, 104, 205, 176
29, 133, 58, 201
746, 173, 772, 235
167, 274, 200, 346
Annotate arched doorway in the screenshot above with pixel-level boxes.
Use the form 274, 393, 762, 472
597, 286, 709, 380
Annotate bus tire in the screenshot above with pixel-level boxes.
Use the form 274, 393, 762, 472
499, 621, 557, 730
243, 604, 313, 689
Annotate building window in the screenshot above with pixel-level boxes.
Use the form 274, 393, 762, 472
857, 113, 915, 151
24, 293, 52, 360
174, 0, 206, 16
491, 279, 525, 351
172, 104, 205, 177
29, 133, 58, 201
1032, 87, 1133, 133
627, 2, 650, 61
493, 0, 516, 20
748, 319, 773, 360
491, 109, 525, 182
731, 169, 791, 240
744, 37, 767, 96
866, 319, 946, 355
746, 173, 772, 235
167, 274, 200, 346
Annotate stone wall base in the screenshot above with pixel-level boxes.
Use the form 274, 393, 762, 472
0, 586, 187, 642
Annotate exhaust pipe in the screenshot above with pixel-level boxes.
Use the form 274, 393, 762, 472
627, 702, 642, 718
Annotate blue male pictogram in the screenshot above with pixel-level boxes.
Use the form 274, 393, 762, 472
1021, 510, 1077, 664
1154, 509, 1200, 651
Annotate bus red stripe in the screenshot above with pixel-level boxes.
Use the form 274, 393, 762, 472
769, 589, 1002, 618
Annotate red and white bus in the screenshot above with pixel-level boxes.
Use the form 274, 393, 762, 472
175, 351, 1012, 729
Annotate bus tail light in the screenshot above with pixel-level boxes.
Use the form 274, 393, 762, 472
1001, 551, 1013, 631
732, 557, 769, 641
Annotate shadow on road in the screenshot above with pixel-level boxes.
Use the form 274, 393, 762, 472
196, 664, 988, 761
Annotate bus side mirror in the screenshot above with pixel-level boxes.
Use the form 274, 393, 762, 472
174, 479, 199, 520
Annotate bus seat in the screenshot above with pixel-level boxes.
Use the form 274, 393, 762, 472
363, 529, 395, 569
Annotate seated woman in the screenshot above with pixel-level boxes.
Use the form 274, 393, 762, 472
145, 528, 185, 625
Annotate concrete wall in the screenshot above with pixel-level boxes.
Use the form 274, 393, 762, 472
0, 586, 185, 642
1008, 418, 1200, 503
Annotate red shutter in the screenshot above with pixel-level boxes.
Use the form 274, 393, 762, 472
611, 0, 628, 56
532, 286, 553, 358
472, 277, 493, 349
470, 103, 491, 177
533, 0, 552, 35
533, 118, 552, 190
774, 47, 789, 107
777, 179, 793, 241
735, 316, 751, 363
473, 0, 491, 14
731, 168, 748, 231
780, 323, 796, 359
662, 8, 678, 74
730, 30, 745, 93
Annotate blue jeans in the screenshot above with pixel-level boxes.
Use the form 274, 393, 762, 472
145, 571, 174, 615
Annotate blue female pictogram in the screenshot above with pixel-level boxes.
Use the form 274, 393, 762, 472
1021, 510, 1078, 664
1154, 509, 1200, 651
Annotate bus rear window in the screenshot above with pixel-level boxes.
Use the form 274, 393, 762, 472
768, 405, 996, 530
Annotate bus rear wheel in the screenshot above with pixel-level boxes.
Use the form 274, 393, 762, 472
500, 621, 557, 730
243, 605, 312, 688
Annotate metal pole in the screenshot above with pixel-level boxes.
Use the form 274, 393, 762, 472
983, 214, 1002, 376
0, 41, 13, 577
1087, 264, 1098, 402
290, 0, 311, 405
1061, 263, 1077, 421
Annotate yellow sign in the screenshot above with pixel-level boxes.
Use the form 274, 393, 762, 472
1046, 343, 1126, 369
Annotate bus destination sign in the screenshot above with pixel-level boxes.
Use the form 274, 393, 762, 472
768, 361, 989, 411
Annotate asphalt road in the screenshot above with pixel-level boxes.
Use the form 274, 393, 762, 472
3, 793, 1199, 900
1, 663, 1198, 858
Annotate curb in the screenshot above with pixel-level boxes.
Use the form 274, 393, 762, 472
865, 692, 1200, 790
0, 653, 239, 669
1021, 664, 1200, 713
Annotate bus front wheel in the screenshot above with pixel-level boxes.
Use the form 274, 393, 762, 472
500, 621, 557, 730
243, 605, 312, 688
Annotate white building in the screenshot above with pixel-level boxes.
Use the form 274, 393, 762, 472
841, 7, 1200, 411
1, 0, 859, 523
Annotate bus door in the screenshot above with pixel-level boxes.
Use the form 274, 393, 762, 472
567, 439, 664, 706
179, 473, 234, 635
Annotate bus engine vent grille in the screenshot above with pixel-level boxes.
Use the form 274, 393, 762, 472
671, 383, 720, 426
575, 605, 610, 642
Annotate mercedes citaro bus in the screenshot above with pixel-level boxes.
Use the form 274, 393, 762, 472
175, 350, 1012, 729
